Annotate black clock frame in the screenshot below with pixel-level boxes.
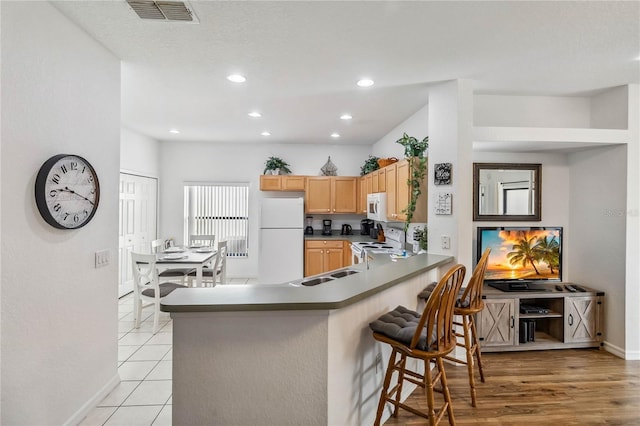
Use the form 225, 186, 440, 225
35, 154, 101, 229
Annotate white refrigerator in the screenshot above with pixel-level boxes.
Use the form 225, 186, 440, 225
259, 197, 304, 284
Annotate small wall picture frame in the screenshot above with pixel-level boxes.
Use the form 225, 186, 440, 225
434, 163, 452, 185
435, 192, 452, 215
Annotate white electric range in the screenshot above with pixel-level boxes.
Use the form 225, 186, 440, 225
350, 228, 404, 264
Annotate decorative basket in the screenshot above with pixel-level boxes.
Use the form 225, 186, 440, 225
377, 157, 399, 168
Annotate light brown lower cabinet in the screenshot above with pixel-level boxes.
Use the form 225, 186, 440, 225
304, 240, 345, 277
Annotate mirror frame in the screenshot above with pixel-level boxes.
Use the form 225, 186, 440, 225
473, 163, 542, 222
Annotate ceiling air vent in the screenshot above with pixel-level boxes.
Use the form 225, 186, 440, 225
127, 1, 198, 22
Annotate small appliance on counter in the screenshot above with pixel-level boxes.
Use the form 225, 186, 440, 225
341, 224, 352, 235
360, 218, 374, 235
322, 219, 332, 236
304, 216, 314, 235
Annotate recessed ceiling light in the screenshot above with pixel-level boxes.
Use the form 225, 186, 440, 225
227, 74, 246, 83
340, 114, 352, 120
261, 131, 271, 136
357, 78, 374, 87
331, 133, 340, 138
248, 112, 262, 118
169, 129, 180, 134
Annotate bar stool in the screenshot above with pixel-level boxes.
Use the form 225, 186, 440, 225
419, 248, 491, 407
369, 264, 466, 425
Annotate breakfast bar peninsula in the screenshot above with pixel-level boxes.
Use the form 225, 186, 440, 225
161, 252, 453, 425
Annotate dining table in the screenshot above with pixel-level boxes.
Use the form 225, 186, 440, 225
156, 246, 217, 287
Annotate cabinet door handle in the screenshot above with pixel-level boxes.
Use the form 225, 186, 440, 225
510, 316, 515, 328
568, 314, 574, 326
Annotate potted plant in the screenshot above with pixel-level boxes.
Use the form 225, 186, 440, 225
360, 155, 380, 176
396, 133, 428, 231
263, 156, 292, 175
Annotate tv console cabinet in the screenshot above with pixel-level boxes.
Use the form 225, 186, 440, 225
477, 283, 604, 352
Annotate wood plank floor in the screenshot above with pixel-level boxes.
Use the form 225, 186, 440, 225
383, 348, 640, 425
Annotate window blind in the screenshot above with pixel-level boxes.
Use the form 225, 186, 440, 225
184, 183, 249, 257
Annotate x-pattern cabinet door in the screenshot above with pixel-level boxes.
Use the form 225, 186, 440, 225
565, 296, 598, 343
479, 298, 516, 347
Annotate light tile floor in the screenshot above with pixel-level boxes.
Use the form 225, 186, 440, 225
80, 277, 257, 426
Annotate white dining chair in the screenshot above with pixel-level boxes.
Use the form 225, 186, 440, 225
189, 234, 215, 247
188, 240, 227, 286
150, 238, 194, 285
131, 252, 187, 334
215, 240, 228, 284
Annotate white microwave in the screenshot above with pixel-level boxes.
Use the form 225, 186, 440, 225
367, 193, 387, 222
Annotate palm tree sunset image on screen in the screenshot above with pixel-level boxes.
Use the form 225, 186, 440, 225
477, 227, 562, 282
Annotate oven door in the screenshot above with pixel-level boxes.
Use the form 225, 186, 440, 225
350, 244, 361, 265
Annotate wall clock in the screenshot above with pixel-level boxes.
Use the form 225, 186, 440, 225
35, 154, 100, 229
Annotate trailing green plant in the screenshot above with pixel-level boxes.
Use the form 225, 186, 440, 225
396, 133, 428, 232
263, 156, 292, 174
360, 155, 380, 176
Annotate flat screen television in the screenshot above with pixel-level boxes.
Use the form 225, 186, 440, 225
477, 226, 562, 292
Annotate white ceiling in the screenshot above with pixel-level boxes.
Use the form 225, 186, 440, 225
52, 1, 640, 145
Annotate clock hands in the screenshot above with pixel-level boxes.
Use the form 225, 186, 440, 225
52, 187, 95, 206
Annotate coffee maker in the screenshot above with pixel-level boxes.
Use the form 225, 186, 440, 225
322, 219, 332, 236
360, 219, 374, 236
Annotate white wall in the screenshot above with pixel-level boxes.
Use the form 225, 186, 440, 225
371, 104, 428, 160
624, 84, 640, 359
473, 152, 571, 265
591, 85, 628, 130
158, 141, 370, 277
474, 94, 592, 128
567, 145, 627, 354
428, 80, 475, 269
1, 2, 120, 424
120, 127, 160, 178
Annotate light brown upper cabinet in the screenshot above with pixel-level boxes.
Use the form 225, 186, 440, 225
358, 176, 367, 214
260, 175, 306, 192
377, 168, 387, 192
386, 159, 427, 223
371, 170, 379, 193
305, 176, 358, 214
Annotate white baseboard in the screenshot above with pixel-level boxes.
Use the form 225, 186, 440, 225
64, 373, 120, 426
604, 340, 640, 360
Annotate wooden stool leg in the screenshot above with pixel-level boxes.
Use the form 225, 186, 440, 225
424, 358, 437, 425
462, 315, 478, 407
437, 357, 456, 426
470, 315, 485, 383
374, 348, 398, 426
393, 354, 407, 417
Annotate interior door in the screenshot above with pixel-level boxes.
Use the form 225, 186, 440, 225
118, 173, 158, 297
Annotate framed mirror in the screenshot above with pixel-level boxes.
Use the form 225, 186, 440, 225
473, 163, 541, 221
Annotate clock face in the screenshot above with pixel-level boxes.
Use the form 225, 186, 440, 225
35, 154, 100, 229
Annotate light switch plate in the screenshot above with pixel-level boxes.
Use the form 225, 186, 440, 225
441, 236, 450, 250
95, 249, 110, 268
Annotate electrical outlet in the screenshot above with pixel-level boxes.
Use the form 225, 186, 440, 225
95, 249, 110, 268
441, 235, 450, 250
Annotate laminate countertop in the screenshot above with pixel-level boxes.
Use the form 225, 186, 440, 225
160, 252, 453, 313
